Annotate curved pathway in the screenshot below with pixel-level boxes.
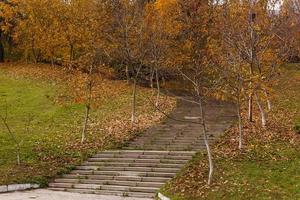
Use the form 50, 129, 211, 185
1, 98, 236, 200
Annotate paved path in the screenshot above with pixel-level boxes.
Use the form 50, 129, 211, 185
0, 189, 152, 200
1, 98, 236, 200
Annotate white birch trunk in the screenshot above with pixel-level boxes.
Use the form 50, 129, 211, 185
131, 78, 137, 125
254, 92, 267, 128
264, 89, 272, 111
237, 102, 243, 150
131, 65, 142, 125
81, 104, 90, 143
126, 65, 130, 84
198, 97, 213, 185
155, 69, 160, 107
81, 65, 93, 143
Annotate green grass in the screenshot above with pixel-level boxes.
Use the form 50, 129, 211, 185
0, 65, 170, 186
162, 64, 300, 200
202, 144, 300, 200
0, 73, 85, 185
274, 63, 300, 133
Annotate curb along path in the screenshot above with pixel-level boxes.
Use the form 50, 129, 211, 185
49, 98, 236, 199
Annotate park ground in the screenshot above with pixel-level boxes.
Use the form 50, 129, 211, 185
0, 63, 175, 186
0, 189, 151, 200
161, 64, 300, 199
0, 63, 299, 199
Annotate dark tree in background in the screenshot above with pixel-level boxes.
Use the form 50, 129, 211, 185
0, 30, 4, 62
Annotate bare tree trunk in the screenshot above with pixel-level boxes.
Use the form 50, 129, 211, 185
248, 8, 255, 122
81, 104, 90, 143
198, 95, 213, 185
131, 78, 137, 125
126, 65, 130, 84
263, 88, 272, 111
162, 76, 166, 86
237, 101, 243, 150
155, 68, 160, 107
81, 65, 93, 143
131, 65, 142, 125
254, 91, 267, 128
248, 96, 253, 122
1, 115, 21, 165
150, 67, 155, 89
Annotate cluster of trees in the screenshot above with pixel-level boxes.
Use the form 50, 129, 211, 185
1, 0, 299, 184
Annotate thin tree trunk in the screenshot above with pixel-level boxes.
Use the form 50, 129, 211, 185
248, 9, 255, 122
155, 68, 160, 107
1, 116, 21, 165
16, 146, 20, 166
131, 78, 137, 125
81, 104, 90, 143
150, 67, 155, 89
162, 76, 166, 86
237, 101, 243, 150
198, 95, 213, 185
263, 88, 272, 111
126, 65, 130, 84
81, 65, 93, 143
131, 65, 142, 125
248, 96, 253, 122
254, 91, 267, 128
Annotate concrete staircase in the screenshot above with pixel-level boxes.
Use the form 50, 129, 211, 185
49, 99, 236, 199
49, 150, 194, 198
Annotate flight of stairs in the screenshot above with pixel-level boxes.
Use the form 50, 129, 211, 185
49, 150, 194, 198
49, 99, 236, 199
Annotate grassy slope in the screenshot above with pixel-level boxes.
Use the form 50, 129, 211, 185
0, 63, 175, 186
162, 64, 300, 200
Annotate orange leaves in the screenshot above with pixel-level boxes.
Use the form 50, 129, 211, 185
4, 0, 110, 63
154, 0, 182, 37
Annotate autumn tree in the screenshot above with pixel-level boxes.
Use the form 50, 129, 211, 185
0, 0, 17, 62
280, 0, 300, 62
73, 0, 112, 143
219, 0, 286, 128
153, 0, 220, 185
109, 0, 149, 124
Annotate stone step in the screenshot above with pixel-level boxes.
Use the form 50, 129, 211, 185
123, 147, 193, 151
97, 150, 195, 156
49, 188, 155, 198
88, 157, 188, 164
129, 146, 197, 151
54, 179, 164, 188
62, 174, 171, 182
76, 166, 180, 173
92, 154, 193, 160
70, 170, 177, 177
49, 183, 159, 193
47, 99, 234, 198
82, 162, 184, 168
94, 150, 196, 158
